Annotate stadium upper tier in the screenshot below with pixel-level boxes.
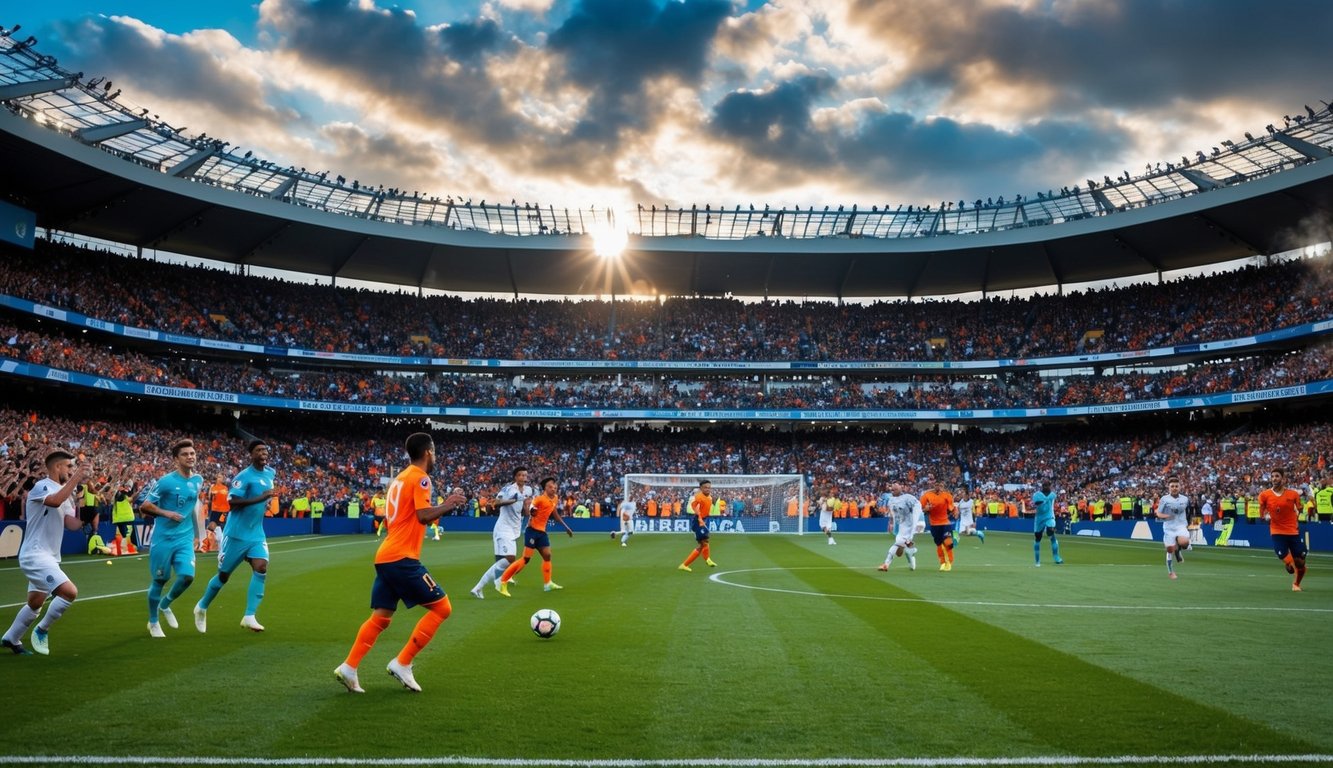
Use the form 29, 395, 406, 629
1, 241, 1328, 370
2, 32, 1333, 296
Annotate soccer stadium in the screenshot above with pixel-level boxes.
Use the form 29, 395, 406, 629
1, 4, 1331, 767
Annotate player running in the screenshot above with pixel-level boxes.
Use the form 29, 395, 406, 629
611, 494, 636, 547
1154, 475, 1191, 580
193, 440, 276, 632
920, 477, 956, 571
498, 476, 574, 595
1259, 468, 1307, 591
679, 479, 717, 572
877, 481, 922, 572
955, 487, 985, 543
2, 450, 89, 655
334, 433, 466, 693
470, 466, 533, 599
139, 439, 205, 638
1031, 481, 1063, 567
817, 483, 838, 545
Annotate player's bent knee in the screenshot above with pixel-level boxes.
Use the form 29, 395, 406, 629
179, 575, 194, 587
427, 597, 452, 619
217, 571, 231, 584
1033, 532, 1043, 542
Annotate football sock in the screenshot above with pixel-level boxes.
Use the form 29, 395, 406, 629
501, 558, 527, 584
938, 544, 947, 564
160, 576, 194, 609
3, 604, 39, 644
621, 532, 630, 545
1282, 554, 1295, 574
701, 543, 711, 560
683, 550, 700, 567
1050, 537, 1061, 560
198, 574, 225, 610
1166, 553, 1175, 574
945, 540, 954, 564
35, 596, 71, 632
475, 560, 507, 591
1033, 541, 1041, 564
541, 560, 552, 584
1295, 559, 1307, 586
398, 597, 451, 666
147, 581, 166, 622
246, 572, 266, 616
346, 614, 391, 668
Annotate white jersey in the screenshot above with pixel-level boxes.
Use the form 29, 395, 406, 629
1156, 493, 1190, 531
617, 500, 636, 523
958, 499, 975, 525
885, 493, 923, 537
492, 482, 533, 540
819, 496, 836, 524
20, 478, 76, 562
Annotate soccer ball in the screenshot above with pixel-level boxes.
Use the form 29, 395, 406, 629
530, 608, 561, 639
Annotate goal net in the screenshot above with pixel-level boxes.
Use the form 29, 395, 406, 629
622, 474, 808, 534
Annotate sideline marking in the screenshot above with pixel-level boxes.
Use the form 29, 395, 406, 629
1, 754, 1331, 766
708, 567, 1333, 614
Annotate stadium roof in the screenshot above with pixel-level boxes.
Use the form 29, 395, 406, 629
2, 33, 1333, 298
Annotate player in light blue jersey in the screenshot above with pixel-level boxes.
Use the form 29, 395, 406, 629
1030, 481, 1063, 567
139, 439, 205, 638
194, 440, 276, 633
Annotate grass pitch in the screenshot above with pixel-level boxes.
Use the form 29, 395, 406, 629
0, 531, 1329, 767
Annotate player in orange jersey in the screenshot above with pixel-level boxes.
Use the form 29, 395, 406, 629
334, 433, 465, 693
919, 477, 956, 571
498, 476, 574, 596
679, 479, 717, 572
1259, 468, 1308, 592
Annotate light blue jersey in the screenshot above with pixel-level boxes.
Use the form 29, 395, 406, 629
226, 464, 276, 542
145, 471, 204, 547
1032, 490, 1057, 531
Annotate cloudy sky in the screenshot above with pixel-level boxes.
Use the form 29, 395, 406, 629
19, 0, 1333, 213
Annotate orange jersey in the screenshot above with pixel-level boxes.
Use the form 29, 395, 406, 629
375, 465, 433, 564
208, 483, 231, 512
920, 490, 955, 526
529, 494, 556, 531
691, 492, 711, 525
1259, 488, 1301, 536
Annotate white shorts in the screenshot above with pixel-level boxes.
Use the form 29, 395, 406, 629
1163, 527, 1190, 545
892, 532, 914, 549
493, 534, 518, 558
19, 554, 70, 594
819, 512, 833, 529
959, 513, 975, 529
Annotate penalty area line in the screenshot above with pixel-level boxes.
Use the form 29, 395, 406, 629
1, 754, 1332, 766
708, 567, 1333, 614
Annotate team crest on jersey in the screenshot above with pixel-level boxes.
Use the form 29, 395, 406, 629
420, 478, 430, 488
232, 480, 243, 489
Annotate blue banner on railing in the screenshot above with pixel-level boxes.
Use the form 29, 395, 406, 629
1, 357, 1331, 421
1, 293, 1329, 374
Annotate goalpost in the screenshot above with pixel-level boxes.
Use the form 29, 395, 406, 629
622, 474, 808, 534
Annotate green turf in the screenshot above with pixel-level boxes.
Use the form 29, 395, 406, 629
0, 531, 1329, 767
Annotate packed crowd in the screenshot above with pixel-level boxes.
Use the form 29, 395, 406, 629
4, 321, 1331, 411
1, 239, 1328, 363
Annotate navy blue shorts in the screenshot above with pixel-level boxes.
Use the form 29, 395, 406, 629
1272, 534, 1307, 560
524, 527, 552, 551
929, 524, 954, 545
692, 522, 710, 542
371, 558, 446, 610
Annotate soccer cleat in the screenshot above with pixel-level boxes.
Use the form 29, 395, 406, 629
29, 628, 49, 656
1034, 562, 1041, 567
678, 564, 692, 572
386, 658, 421, 692
705, 559, 718, 567
2, 638, 31, 655
469, 586, 485, 600
148, 622, 166, 638
940, 562, 949, 571
240, 615, 265, 632
543, 582, 563, 592
193, 604, 207, 633
610, 532, 617, 540
621, 542, 627, 547
977, 530, 986, 543
1293, 583, 1303, 592
877, 563, 889, 571
334, 663, 364, 694
945, 561, 952, 571
159, 606, 179, 630
1169, 572, 1178, 580
1054, 558, 1064, 565
498, 582, 511, 597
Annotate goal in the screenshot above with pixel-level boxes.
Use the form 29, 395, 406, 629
621, 474, 808, 534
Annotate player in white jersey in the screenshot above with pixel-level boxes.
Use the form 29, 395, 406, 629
877, 481, 922, 571
1154, 475, 1191, 580
2, 450, 89, 655
470, 467, 533, 599
611, 497, 636, 546
816, 484, 837, 545
955, 488, 985, 542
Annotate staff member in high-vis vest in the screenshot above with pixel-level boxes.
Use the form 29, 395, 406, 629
1314, 476, 1333, 523
112, 482, 138, 555
310, 496, 324, 534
